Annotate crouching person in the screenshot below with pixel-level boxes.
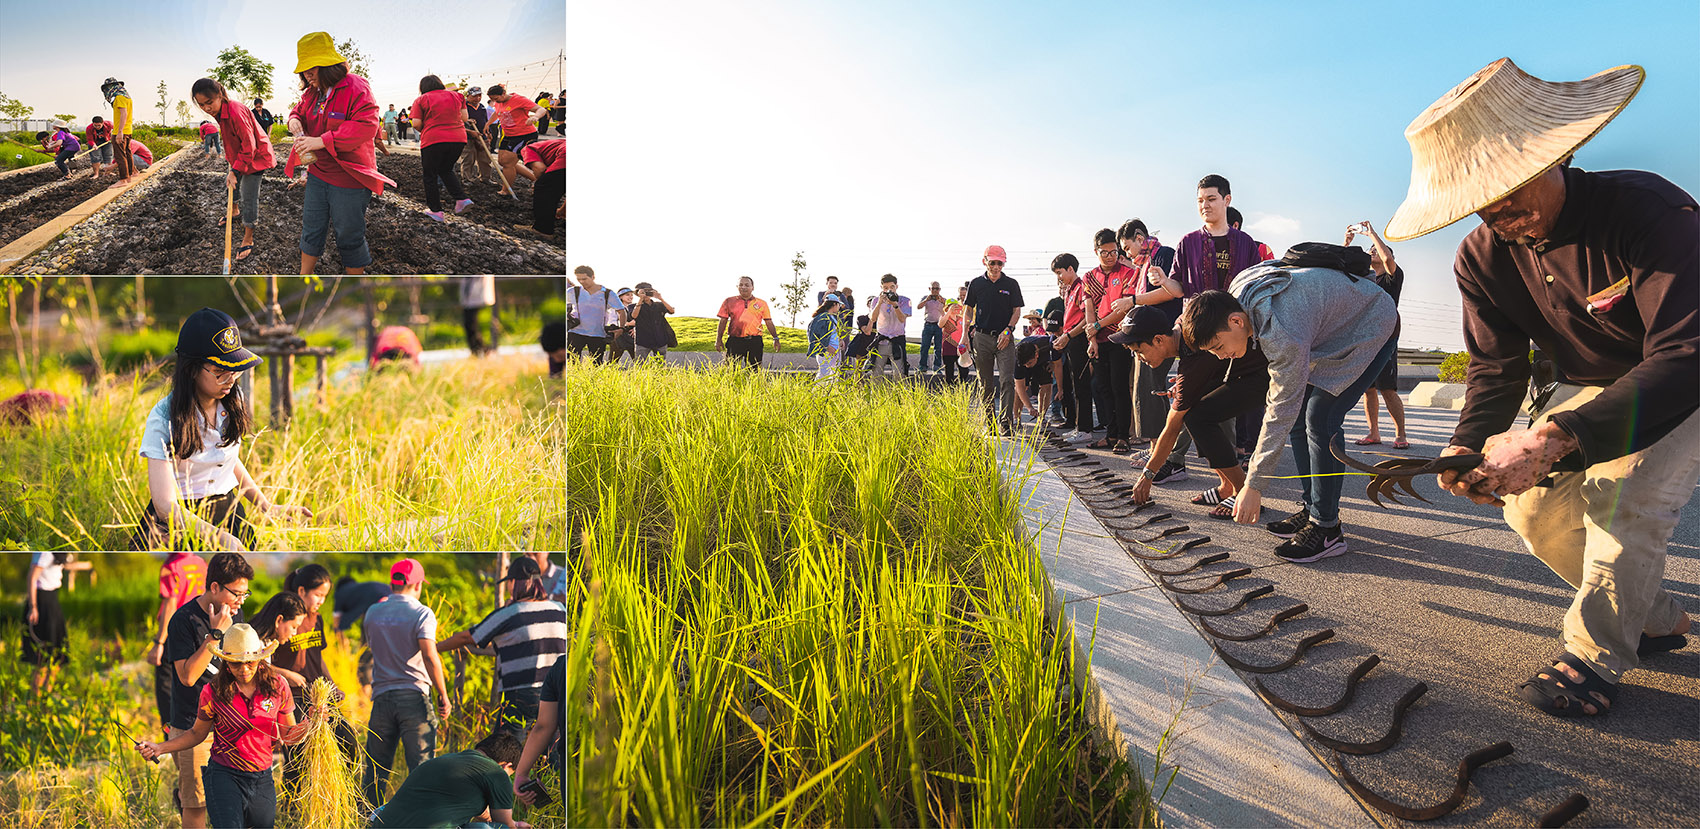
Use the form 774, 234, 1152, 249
1182, 247, 1398, 561
369, 732, 530, 829
135, 623, 327, 829
1111, 306, 1270, 515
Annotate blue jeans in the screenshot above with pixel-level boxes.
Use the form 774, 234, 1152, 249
203, 760, 276, 829
917, 322, 943, 372
1287, 337, 1397, 527
300, 172, 373, 269
362, 689, 437, 807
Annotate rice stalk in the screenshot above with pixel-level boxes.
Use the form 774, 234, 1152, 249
284, 678, 369, 829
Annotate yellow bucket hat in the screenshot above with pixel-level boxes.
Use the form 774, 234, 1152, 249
293, 31, 348, 75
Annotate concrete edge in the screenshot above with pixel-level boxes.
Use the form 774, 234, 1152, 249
0, 146, 196, 273
996, 439, 1382, 828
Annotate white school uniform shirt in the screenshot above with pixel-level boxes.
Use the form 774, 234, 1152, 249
32, 552, 64, 591
138, 394, 242, 499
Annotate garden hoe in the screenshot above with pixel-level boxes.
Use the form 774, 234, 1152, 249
221, 177, 234, 275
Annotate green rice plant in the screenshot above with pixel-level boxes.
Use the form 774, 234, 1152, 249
1, 140, 52, 170
567, 361, 1161, 826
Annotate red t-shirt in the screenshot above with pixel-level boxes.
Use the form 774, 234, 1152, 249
519, 139, 563, 173
491, 94, 538, 137
199, 123, 219, 136
1084, 263, 1137, 342
411, 88, 468, 149
160, 554, 207, 609
129, 140, 155, 165
197, 677, 294, 772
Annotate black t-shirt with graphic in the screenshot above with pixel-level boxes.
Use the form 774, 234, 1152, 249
1212, 235, 1233, 291
164, 597, 244, 730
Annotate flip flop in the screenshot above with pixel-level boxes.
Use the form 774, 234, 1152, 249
1087, 438, 1114, 450
1639, 632, 1687, 657
1190, 489, 1228, 506
1208, 496, 1237, 520
1353, 437, 1382, 446
233, 244, 253, 262
1392, 439, 1411, 450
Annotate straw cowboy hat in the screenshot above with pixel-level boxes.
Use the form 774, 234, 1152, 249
1383, 58, 1644, 241
209, 623, 280, 663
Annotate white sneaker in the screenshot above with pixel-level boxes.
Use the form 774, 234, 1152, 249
1065, 430, 1093, 443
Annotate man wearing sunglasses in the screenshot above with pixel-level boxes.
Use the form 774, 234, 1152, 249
163, 552, 252, 829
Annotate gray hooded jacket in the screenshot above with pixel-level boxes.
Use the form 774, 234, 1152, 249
1229, 262, 1397, 490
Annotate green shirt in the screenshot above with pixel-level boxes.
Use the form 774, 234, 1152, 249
371, 750, 513, 829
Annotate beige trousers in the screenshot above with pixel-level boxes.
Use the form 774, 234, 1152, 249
1503, 383, 1700, 682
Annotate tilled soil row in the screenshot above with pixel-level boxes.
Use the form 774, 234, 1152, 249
0, 173, 130, 249
13, 146, 563, 274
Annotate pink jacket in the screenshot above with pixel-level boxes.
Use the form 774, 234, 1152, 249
287, 72, 395, 193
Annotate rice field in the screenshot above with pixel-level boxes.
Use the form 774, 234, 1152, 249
567, 360, 1160, 826
0, 553, 566, 828
0, 351, 565, 551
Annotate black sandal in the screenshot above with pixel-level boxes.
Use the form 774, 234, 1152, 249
233, 244, 254, 262
1516, 652, 1616, 717
1208, 496, 1237, 520
1639, 632, 1687, 657
1190, 488, 1228, 506
1112, 440, 1132, 455
1087, 438, 1114, 450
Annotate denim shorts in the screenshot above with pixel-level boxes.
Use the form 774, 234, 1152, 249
300, 172, 373, 268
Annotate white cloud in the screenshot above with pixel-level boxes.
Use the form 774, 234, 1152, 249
1245, 213, 1302, 239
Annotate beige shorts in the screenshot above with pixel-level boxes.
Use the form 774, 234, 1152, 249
169, 724, 212, 809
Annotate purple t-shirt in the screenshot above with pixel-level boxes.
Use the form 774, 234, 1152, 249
50, 131, 81, 155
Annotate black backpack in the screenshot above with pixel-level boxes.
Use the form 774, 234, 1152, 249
1277, 242, 1371, 280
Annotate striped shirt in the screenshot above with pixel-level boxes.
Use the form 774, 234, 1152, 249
471, 600, 567, 693
197, 678, 293, 772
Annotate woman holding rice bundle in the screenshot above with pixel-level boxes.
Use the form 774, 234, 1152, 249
268, 564, 361, 799
135, 623, 328, 829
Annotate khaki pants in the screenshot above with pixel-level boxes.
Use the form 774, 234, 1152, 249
170, 724, 213, 809
461, 131, 494, 182
1503, 383, 1700, 682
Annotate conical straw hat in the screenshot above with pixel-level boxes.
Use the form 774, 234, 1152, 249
1384, 58, 1643, 241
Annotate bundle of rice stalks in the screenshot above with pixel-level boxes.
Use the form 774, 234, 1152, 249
285, 678, 369, 829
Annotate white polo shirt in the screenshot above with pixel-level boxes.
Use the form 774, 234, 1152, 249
138, 395, 241, 499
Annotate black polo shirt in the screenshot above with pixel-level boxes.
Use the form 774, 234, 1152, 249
966, 273, 1024, 335
1451, 166, 1698, 464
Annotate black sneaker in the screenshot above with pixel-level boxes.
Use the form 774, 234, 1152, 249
1265, 507, 1310, 538
1275, 523, 1347, 563
1151, 462, 1188, 484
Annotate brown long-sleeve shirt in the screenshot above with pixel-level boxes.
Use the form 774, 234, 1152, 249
1451, 166, 1698, 465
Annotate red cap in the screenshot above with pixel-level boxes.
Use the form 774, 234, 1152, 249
390, 558, 429, 587
983, 245, 1008, 264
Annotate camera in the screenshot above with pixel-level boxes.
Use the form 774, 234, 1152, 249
881, 290, 899, 303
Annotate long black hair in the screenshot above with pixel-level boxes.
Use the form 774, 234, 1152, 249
285, 563, 332, 594
168, 356, 252, 459
250, 592, 307, 641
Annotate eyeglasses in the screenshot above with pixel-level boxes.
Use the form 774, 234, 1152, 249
1096, 248, 1118, 257
221, 585, 251, 602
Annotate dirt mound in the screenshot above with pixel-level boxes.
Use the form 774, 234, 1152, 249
0, 174, 128, 248
16, 146, 563, 274
374, 151, 563, 246
0, 166, 67, 203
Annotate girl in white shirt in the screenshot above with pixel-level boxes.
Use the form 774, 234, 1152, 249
22, 552, 88, 694
131, 308, 312, 552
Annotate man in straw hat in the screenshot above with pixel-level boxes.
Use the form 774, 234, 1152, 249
1386, 58, 1697, 718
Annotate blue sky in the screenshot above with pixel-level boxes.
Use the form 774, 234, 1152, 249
1, 0, 564, 128
567, 0, 1699, 349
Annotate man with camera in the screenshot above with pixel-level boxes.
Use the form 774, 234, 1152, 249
631, 282, 678, 362
915, 281, 948, 375
866, 274, 912, 381
568, 266, 627, 364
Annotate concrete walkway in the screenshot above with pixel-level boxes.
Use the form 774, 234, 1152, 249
1009, 403, 1698, 827
1002, 444, 1378, 827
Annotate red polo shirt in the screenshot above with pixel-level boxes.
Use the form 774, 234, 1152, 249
1062, 277, 1091, 333
198, 678, 293, 772
1084, 262, 1138, 342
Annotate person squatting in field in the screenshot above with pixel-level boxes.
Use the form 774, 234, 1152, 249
130, 308, 313, 552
